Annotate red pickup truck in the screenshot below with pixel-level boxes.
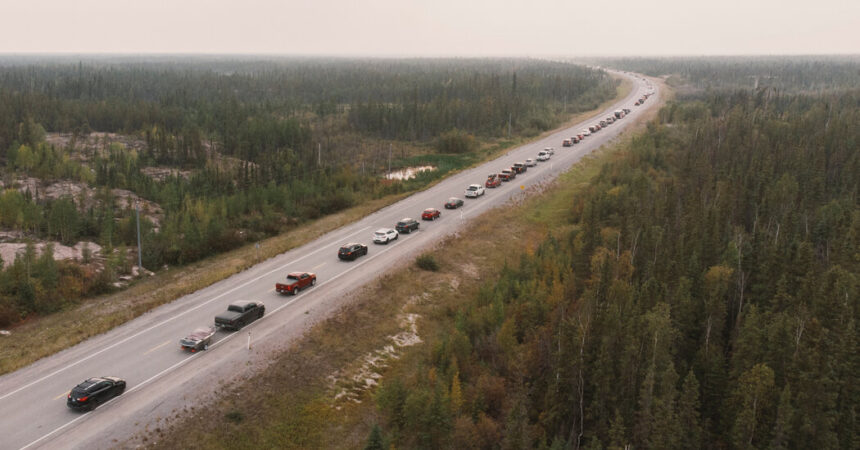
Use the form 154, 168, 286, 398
275, 272, 317, 295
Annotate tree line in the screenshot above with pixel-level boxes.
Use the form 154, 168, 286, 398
369, 86, 858, 448
0, 58, 618, 326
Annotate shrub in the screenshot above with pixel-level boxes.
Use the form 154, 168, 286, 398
416, 254, 440, 272
435, 129, 477, 154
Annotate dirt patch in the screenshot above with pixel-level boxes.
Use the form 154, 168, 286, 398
0, 241, 102, 268
45, 132, 147, 161
329, 309, 423, 407
140, 167, 192, 182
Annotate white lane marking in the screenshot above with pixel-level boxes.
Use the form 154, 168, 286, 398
20, 236, 412, 449
143, 340, 172, 356
53, 391, 69, 401
0, 226, 370, 403
18, 74, 651, 448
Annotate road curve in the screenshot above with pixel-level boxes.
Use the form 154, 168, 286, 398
0, 69, 659, 450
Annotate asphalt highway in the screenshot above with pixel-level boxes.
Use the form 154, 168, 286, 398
0, 69, 658, 450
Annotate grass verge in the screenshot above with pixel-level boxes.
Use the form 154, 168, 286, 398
139, 82, 665, 449
0, 70, 635, 376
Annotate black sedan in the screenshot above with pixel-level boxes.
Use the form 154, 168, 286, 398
67, 376, 126, 411
445, 197, 464, 209
338, 243, 368, 261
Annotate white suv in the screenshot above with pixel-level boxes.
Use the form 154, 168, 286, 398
372, 228, 398, 244
537, 151, 550, 161
465, 184, 485, 198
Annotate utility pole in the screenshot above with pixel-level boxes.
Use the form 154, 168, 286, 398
135, 201, 143, 270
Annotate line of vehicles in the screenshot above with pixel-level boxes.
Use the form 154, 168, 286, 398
65, 93, 647, 413
564, 108, 632, 147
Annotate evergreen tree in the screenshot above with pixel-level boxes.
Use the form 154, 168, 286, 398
363, 424, 384, 450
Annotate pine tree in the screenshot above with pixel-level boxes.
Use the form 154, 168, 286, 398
770, 384, 793, 450
364, 424, 384, 450
678, 369, 703, 450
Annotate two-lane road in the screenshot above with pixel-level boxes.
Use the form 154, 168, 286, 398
0, 70, 659, 450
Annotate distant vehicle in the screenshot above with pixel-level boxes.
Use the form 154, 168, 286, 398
180, 327, 216, 352
67, 376, 126, 411
422, 208, 441, 220
634, 100, 641, 106
588, 125, 597, 133
581, 129, 591, 136
562, 139, 572, 147
485, 173, 502, 188
215, 301, 265, 331
614, 109, 624, 118
572, 136, 580, 144
465, 184, 485, 198
275, 272, 316, 295
338, 243, 368, 261
543, 147, 555, 155
500, 169, 516, 181
373, 228, 398, 244
512, 162, 526, 174
445, 197, 465, 209
599, 120, 607, 127
623, 108, 631, 114
395, 217, 420, 233
537, 151, 550, 161
525, 158, 536, 167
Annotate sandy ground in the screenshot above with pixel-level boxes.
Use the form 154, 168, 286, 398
0, 241, 102, 268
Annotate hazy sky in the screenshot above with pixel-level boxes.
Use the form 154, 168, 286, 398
1, 0, 857, 55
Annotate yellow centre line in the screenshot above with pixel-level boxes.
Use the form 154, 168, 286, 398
54, 391, 69, 401
311, 262, 326, 270
143, 340, 172, 355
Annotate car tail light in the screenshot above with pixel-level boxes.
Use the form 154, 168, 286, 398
79, 396, 88, 402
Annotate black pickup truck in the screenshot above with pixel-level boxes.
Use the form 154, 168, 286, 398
215, 301, 265, 331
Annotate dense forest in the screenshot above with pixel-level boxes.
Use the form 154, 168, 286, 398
0, 57, 617, 326
588, 55, 860, 93
368, 78, 859, 446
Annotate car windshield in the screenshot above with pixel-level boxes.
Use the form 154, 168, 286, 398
374, 232, 385, 236
287, 275, 299, 280
467, 186, 476, 190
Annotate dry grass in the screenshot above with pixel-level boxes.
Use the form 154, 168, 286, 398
142, 93, 660, 449
0, 71, 634, 376
0, 193, 408, 374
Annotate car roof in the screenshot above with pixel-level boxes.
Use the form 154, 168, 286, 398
374, 228, 393, 233
74, 377, 109, 392
287, 272, 308, 277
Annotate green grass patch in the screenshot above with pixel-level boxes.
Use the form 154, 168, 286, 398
143, 114, 646, 450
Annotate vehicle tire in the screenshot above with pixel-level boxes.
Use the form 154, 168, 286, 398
385, 238, 390, 244
311, 278, 316, 286
203, 344, 209, 351
294, 286, 301, 294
